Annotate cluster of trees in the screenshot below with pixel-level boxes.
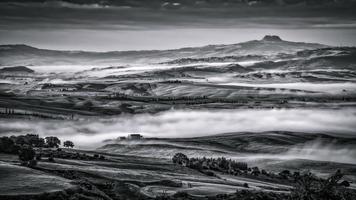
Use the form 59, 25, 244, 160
0, 134, 76, 149
163, 55, 261, 65
110, 92, 248, 105
172, 153, 335, 181
2, 107, 15, 114
0, 134, 61, 148
40, 150, 105, 161
290, 170, 354, 200
172, 153, 250, 176
110, 92, 209, 101
0, 136, 20, 154
0, 134, 75, 167
171, 153, 354, 200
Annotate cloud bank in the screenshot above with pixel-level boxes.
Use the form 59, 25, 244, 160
1, 108, 355, 148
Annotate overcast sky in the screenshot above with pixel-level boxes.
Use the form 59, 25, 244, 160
1, 0, 356, 51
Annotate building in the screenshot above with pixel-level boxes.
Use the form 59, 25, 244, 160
128, 134, 143, 140
119, 136, 126, 140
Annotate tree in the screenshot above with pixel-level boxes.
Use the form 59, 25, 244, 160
45, 136, 61, 148
63, 140, 74, 148
0, 136, 20, 154
14, 136, 26, 146
18, 147, 36, 167
26, 134, 45, 147
172, 153, 189, 166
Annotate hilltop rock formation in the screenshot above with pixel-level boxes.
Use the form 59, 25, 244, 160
262, 35, 283, 42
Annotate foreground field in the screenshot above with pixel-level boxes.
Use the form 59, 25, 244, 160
0, 161, 74, 196
1, 131, 356, 200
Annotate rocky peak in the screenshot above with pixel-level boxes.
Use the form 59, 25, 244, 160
262, 35, 283, 42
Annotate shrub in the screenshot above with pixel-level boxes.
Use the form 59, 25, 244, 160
45, 136, 61, 148
234, 162, 248, 171
0, 136, 20, 154
251, 167, 260, 176
18, 147, 36, 166
63, 140, 74, 148
172, 153, 189, 166
48, 154, 55, 162
36, 154, 42, 160
28, 159, 37, 168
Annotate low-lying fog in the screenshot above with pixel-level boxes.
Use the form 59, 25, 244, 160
1, 108, 355, 148
219, 82, 356, 94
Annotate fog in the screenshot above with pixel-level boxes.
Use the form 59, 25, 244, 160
1, 108, 355, 148
284, 140, 356, 164
219, 82, 356, 94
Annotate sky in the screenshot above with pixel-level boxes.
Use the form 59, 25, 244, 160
0, 0, 356, 51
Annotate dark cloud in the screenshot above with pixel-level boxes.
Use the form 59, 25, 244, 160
0, 0, 355, 50
2, 0, 356, 8
1, 0, 356, 30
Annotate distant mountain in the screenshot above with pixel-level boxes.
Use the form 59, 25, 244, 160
0, 36, 328, 66
0, 66, 34, 73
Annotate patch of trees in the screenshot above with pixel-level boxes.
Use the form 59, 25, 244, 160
1, 107, 15, 114
172, 153, 304, 181
108, 93, 246, 105
290, 170, 355, 200
0, 134, 76, 164
40, 150, 106, 161
0, 134, 70, 167
171, 153, 354, 200
0, 108, 68, 119
162, 55, 263, 65
172, 153, 249, 176
0, 134, 63, 149
0, 136, 20, 154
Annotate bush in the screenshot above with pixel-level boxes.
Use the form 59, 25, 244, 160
36, 154, 42, 160
28, 159, 37, 168
0, 136, 20, 154
172, 153, 189, 166
63, 140, 74, 148
19, 147, 35, 162
261, 169, 268, 175
279, 170, 291, 179
18, 147, 36, 166
234, 162, 248, 171
48, 154, 55, 162
251, 167, 260, 176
